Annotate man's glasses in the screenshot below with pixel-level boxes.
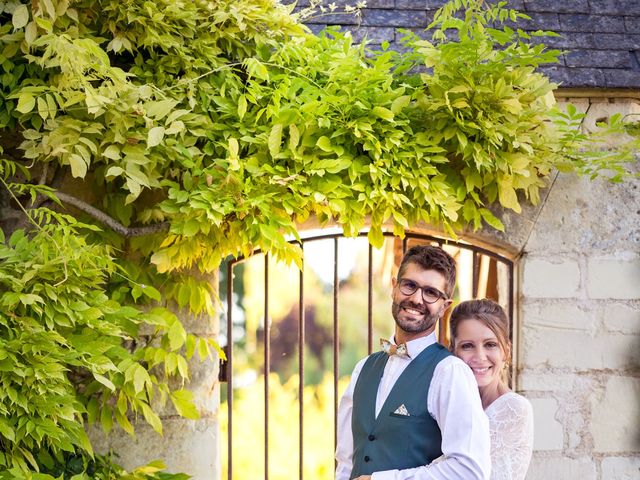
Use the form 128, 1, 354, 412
397, 278, 448, 304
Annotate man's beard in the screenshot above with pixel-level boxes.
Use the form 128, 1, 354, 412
391, 300, 441, 334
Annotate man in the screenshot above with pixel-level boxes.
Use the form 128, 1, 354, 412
335, 245, 491, 480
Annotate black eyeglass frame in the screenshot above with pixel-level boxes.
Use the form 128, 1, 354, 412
397, 278, 449, 304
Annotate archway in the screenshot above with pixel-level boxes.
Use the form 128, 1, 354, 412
218, 229, 516, 480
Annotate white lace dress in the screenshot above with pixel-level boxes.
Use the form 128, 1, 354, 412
485, 392, 534, 480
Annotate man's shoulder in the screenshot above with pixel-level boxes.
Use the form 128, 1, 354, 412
433, 353, 473, 375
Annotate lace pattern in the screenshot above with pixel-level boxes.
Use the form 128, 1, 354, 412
485, 392, 534, 480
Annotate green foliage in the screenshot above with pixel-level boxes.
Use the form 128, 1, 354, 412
550, 106, 640, 182
0, 202, 211, 476
2, 0, 608, 274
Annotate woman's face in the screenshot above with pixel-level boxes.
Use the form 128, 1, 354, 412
454, 318, 506, 389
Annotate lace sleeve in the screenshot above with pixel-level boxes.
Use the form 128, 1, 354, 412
486, 393, 534, 480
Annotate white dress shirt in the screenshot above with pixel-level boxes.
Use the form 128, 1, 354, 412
335, 332, 491, 480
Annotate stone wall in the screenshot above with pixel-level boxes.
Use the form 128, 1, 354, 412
516, 98, 640, 479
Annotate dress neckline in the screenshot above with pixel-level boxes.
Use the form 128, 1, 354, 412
484, 391, 519, 414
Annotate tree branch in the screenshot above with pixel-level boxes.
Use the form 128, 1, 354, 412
56, 192, 170, 237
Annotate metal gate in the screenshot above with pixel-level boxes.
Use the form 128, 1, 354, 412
219, 230, 514, 480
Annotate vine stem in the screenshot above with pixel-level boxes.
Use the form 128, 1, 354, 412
55, 192, 170, 237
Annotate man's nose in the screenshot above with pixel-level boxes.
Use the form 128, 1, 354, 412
408, 288, 423, 303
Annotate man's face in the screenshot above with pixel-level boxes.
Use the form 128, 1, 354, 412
391, 263, 452, 341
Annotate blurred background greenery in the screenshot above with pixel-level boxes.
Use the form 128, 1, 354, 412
219, 234, 396, 479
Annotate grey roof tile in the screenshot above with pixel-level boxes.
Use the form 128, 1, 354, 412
541, 66, 606, 87
523, 0, 591, 14
565, 50, 631, 69
625, 16, 640, 33
603, 69, 640, 88
362, 8, 428, 27
556, 14, 626, 33
350, 26, 397, 44
590, 1, 640, 15
309, 0, 640, 88
395, 0, 449, 8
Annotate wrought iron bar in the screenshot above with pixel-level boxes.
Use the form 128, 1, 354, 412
264, 255, 270, 480
333, 238, 340, 453
367, 243, 373, 355
298, 244, 305, 480
226, 261, 233, 480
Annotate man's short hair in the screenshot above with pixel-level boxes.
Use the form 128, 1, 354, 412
397, 245, 457, 298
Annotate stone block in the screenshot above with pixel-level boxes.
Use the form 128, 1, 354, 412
530, 398, 564, 450
581, 99, 640, 134
524, 172, 640, 254
587, 257, 640, 300
601, 456, 640, 480
518, 372, 583, 392
521, 301, 596, 332
521, 325, 640, 370
89, 417, 220, 479
591, 376, 640, 453
522, 258, 581, 298
526, 455, 596, 480
600, 303, 640, 334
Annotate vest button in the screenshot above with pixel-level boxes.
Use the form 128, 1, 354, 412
368, 434, 376, 441
364, 456, 370, 462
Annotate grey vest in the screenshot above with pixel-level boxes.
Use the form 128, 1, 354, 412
350, 343, 451, 479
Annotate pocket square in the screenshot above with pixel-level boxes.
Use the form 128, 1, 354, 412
393, 404, 410, 416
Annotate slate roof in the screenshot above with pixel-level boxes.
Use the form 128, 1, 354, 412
300, 0, 640, 90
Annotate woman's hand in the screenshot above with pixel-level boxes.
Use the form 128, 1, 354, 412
353, 476, 372, 480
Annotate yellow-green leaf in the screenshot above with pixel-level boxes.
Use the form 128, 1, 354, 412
24, 21, 37, 44
268, 124, 282, 157
479, 208, 505, 231
237, 95, 247, 120
372, 106, 394, 122
94, 373, 115, 391
12, 4, 29, 29
147, 126, 165, 148
497, 174, 521, 213
289, 124, 300, 150
390, 95, 410, 114
316, 136, 332, 152
16, 93, 35, 114
103, 145, 120, 160
68, 154, 88, 178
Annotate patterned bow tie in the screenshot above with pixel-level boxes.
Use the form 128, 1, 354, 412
380, 338, 409, 357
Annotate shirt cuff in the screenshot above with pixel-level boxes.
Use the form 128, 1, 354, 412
372, 469, 397, 480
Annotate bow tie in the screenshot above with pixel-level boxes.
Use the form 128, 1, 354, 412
380, 338, 409, 357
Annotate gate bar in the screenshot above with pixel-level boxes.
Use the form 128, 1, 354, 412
226, 261, 233, 480
333, 238, 340, 451
367, 243, 373, 355
264, 255, 270, 480
298, 244, 305, 480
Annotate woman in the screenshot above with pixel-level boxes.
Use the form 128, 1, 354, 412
449, 299, 534, 480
